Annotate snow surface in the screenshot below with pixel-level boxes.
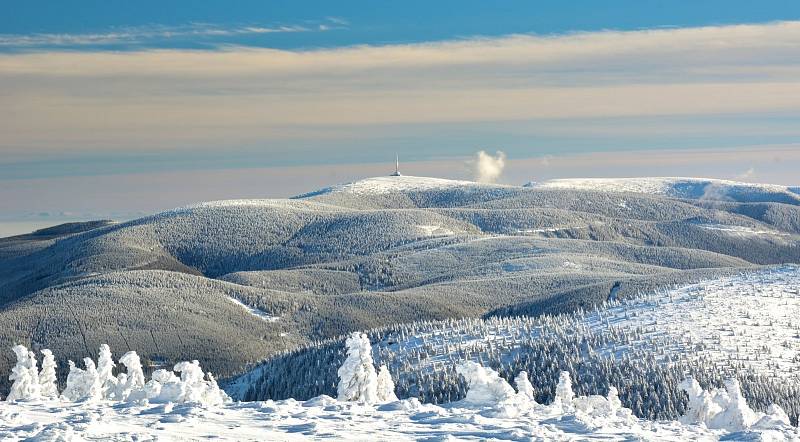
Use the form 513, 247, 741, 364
535, 177, 793, 197
0, 396, 718, 441
372, 266, 800, 382
3, 373, 796, 441
227, 296, 280, 322
295, 175, 509, 197
581, 265, 800, 377
416, 225, 454, 237
696, 223, 790, 237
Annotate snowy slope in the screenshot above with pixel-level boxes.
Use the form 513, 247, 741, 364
394, 265, 800, 378
294, 175, 511, 197
535, 177, 800, 203
236, 266, 800, 424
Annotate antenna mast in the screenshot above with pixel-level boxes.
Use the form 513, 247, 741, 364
391, 154, 402, 176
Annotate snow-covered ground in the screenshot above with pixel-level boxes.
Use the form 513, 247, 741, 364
535, 177, 794, 198
4, 285, 800, 441
4, 365, 798, 441
584, 265, 800, 377
296, 175, 509, 197
696, 223, 790, 238
379, 266, 800, 380
227, 296, 280, 322
0, 394, 761, 441
416, 224, 455, 237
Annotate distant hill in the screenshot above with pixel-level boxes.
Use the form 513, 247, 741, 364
1, 175, 798, 395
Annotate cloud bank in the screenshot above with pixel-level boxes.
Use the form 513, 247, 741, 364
2, 21, 800, 157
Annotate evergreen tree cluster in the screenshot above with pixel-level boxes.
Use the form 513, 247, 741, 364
237, 299, 800, 425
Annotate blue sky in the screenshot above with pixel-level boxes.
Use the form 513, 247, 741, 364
4, 0, 800, 50
1, 1, 799, 233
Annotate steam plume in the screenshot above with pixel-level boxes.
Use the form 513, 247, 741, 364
471, 150, 506, 183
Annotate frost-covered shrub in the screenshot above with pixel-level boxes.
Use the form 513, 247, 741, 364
6, 345, 40, 402
337, 332, 378, 403
680, 377, 792, 432
155, 361, 230, 405
456, 361, 516, 406
62, 358, 102, 402
6, 344, 228, 407
119, 354, 230, 405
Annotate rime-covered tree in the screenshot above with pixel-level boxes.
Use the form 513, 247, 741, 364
38, 349, 58, 399
376, 365, 397, 402
456, 361, 515, 406
514, 371, 535, 401
116, 350, 146, 401
62, 358, 103, 401
6, 345, 40, 401
553, 371, 574, 410
96, 344, 117, 399
337, 332, 378, 403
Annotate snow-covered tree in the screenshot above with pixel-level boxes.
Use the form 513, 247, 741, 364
456, 361, 515, 406
62, 360, 85, 401
6, 345, 40, 402
204, 372, 230, 406
84, 358, 103, 400
514, 371, 535, 401
62, 357, 102, 401
679, 377, 792, 432
39, 349, 59, 399
376, 365, 398, 402
26, 349, 41, 399
679, 377, 722, 426
115, 350, 146, 401
553, 371, 574, 410
337, 332, 378, 403
96, 344, 117, 399
174, 360, 205, 403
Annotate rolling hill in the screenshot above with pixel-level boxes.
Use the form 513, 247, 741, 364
1, 175, 798, 396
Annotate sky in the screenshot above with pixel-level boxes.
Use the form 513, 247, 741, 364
2, 1, 800, 235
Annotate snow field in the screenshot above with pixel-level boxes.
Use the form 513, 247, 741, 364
2, 336, 797, 441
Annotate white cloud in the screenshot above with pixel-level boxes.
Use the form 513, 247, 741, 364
738, 167, 756, 179
0, 22, 317, 48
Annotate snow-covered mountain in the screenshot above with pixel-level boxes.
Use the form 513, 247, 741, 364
534, 177, 800, 204
295, 175, 511, 197
1, 174, 798, 399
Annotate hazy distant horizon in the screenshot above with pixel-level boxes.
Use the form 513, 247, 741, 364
3, 3, 800, 237
2, 145, 796, 238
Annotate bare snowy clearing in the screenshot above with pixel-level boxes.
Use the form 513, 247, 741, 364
415, 225, 455, 237
697, 223, 790, 237
227, 296, 280, 323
